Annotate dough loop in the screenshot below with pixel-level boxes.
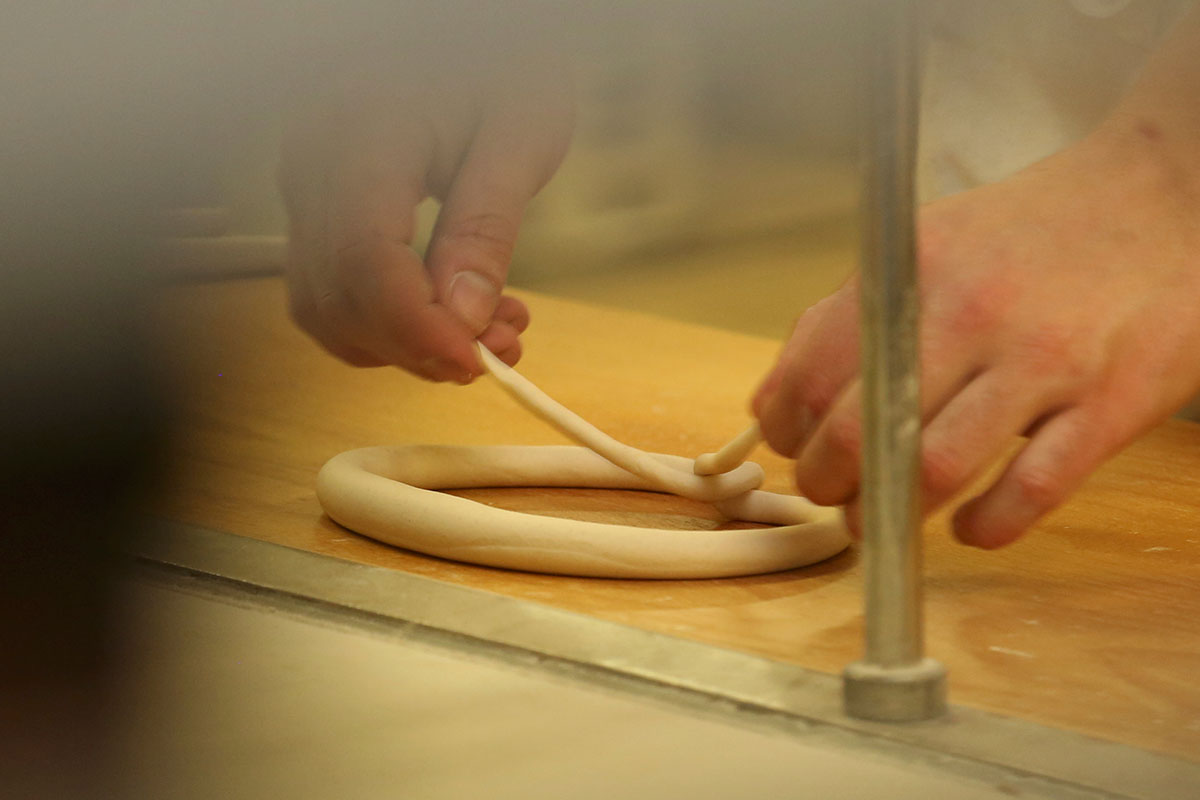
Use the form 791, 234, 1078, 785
317, 344, 850, 579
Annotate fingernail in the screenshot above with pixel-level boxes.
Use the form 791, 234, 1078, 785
447, 271, 498, 333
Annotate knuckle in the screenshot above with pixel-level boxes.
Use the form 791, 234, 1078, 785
824, 412, 862, 460
1012, 326, 1102, 389
1025, 325, 1073, 362
444, 212, 516, 265
1012, 464, 1066, 512
921, 446, 967, 499
945, 292, 1002, 337
939, 274, 1017, 338
1014, 325, 1075, 372
779, 366, 840, 423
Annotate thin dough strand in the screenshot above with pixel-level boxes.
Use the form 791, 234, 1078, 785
477, 344, 763, 502
694, 422, 763, 476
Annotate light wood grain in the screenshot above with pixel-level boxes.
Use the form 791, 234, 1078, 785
151, 277, 1200, 763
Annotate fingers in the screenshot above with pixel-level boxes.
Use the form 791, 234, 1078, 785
477, 295, 530, 367
754, 289, 861, 458
916, 370, 1047, 512
820, 371, 1049, 543
952, 402, 1130, 549
285, 274, 388, 369
788, 381, 862, 507
325, 110, 431, 252
280, 56, 571, 379
788, 347, 979, 507
752, 305, 824, 414
286, 300, 386, 368
770, 329, 1134, 551
342, 236, 485, 381
282, 104, 531, 381
797, 374, 1074, 548
426, 85, 573, 337
282, 106, 468, 379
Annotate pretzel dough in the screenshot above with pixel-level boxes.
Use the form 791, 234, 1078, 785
316, 344, 849, 579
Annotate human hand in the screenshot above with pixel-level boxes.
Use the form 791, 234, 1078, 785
278, 42, 573, 382
754, 122, 1200, 548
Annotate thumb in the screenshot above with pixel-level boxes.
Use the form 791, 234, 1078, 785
426, 94, 571, 335
427, 197, 522, 336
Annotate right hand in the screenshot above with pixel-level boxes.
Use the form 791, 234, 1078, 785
753, 119, 1200, 549
278, 45, 574, 382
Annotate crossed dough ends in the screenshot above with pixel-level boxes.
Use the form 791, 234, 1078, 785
315, 344, 851, 579
317, 444, 849, 579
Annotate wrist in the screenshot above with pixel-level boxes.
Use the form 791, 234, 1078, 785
1085, 110, 1200, 223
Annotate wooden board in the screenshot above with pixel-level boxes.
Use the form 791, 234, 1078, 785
151, 277, 1200, 762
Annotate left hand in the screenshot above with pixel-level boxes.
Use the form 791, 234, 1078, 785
277, 37, 573, 382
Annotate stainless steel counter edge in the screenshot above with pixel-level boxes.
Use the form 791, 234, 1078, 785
129, 521, 1199, 800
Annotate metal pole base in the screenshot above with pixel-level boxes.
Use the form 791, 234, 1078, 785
843, 658, 947, 722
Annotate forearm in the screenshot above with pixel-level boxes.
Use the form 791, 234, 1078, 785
1097, 6, 1200, 185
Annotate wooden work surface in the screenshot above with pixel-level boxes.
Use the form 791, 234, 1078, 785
153, 277, 1200, 763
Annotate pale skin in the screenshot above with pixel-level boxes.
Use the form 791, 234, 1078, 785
755, 7, 1200, 548
282, 8, 1200, 550
278, 31, 574, 383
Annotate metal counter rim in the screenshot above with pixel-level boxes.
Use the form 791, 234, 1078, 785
127, 520, 1199, 800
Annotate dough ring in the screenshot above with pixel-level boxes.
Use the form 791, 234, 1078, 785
317, 344, 850, 579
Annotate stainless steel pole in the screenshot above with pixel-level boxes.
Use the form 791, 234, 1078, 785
842, 0, 947, 722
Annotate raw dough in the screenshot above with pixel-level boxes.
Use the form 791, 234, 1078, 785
693, 422, 763, 476
316, 344, 849, 579
477, 345, 763, 503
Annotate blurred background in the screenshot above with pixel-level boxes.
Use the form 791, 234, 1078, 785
172, 0, 863, 338
2, 3, 865, 795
